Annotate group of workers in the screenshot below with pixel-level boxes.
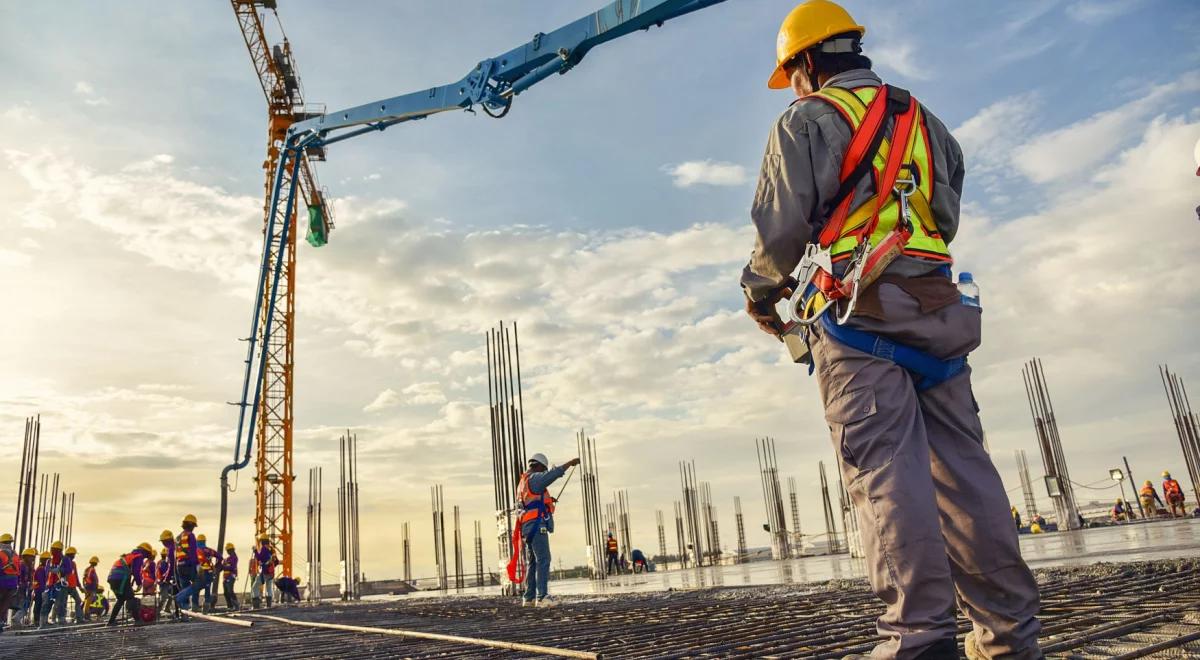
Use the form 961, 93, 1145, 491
1112, 472, 1193, 521
0, 514, 296, 631
600, 533, 649, 575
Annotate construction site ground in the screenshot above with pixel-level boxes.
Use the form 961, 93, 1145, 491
8, 556, 1200, 659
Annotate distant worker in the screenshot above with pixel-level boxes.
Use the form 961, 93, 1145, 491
107, 542, 153, 626
84, 586, 109, 620
1011, 506, 1022, 529
741, 2, 1041, 657
32, 551, 50, 628
173, 514, 200, 611
1111, 499, 1129, 522
157, 531, 176, 616
630, 548, 648, 573
57, 546, 83, 624
0, 534, 19, 633
81, 556, 100, 621
516, 452, 580, 607
46, 541, 65, 625
221, 543, 240, 611
196, 534, 217, 612
1140, 480, 1165, 518
16, 547, 36, 628
1029, 521, 1044, 534
274, 575, 301, 603
1163, 471, 1187, 518
605, 532, 620, 575
252, 533, 277, 608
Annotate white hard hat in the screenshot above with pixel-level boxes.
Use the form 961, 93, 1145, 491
528, 453, 549, 468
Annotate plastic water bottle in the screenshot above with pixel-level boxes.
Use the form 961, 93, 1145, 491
957, 272, 981, 308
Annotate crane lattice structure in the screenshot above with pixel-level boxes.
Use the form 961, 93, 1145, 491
230, 0, 334, 577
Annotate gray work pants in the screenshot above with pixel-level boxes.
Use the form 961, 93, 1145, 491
810, 282, 1041, 659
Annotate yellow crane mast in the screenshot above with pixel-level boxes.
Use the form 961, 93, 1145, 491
231, 0, 333, 578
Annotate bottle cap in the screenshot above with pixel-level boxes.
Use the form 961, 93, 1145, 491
958, 271, 974, 283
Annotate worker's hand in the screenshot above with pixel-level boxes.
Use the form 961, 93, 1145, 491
745, 284, 794, 338
565, 458, 581, 468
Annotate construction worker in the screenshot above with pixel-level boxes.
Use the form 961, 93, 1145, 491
741, 3, 1041, 657
157, 530, 176, 616
16, 548, 36, 628
84, 586, 109, 620
274, 575, 302, 603
0, 534, 19, 633
107, 542, 153, 626
44, 540, 65, 625
252, 533, 277, 608
196, 534, 217, 611
1140, 480, 1165, 518
81, 556, 99, 621
1163, 471, 1187, 518
221, 542, 240, 610
54, 546, 83, 624
32, 551, 49, 628
1111, 499, 1130, 522
630, 548, 649, 573
1011, 506, 1022, 529
174, 514, 200, 611
605, 532, 620, 575
517, 452, 580, 607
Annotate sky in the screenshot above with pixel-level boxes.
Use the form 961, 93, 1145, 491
1, 0, 1199, 583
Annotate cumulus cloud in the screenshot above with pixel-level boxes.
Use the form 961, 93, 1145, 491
872, 40, 931, 81
662, 160, 749, 188
73, 80, 109, 106
363, 388, 403, 412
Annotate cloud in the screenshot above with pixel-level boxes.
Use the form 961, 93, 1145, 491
954, 92, 1041, 180
871, 40, 931, 81
1012, 75, 1200, 183
73, 80, 109, 107
662, 160, 748, 188
402, 382, 447, 406
1066, 0, 1144, 24
364, 388, 402, 412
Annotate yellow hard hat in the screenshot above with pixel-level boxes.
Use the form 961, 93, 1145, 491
160, 530, 174, 542
1162, 471, 1171, 478
89, 556, 99, 564
768, 0, 866, 89
183, 514, 198, 525
197, 534, 206, 542
257, 533, 270, 541
137, 542, 153, 554
51, 540, 64, 551
0, 533, 12, 544
66, 546, 77, 555
225, 543, 236, 551
160, 548, 168, 556
21, 548, 36, 557
39, 551, 50, 560
1145, 480, 1153, 487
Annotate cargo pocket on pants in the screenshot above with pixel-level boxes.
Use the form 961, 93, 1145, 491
825, 387, 886, 471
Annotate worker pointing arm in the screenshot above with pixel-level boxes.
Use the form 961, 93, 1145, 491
516, 453, 579, 608
741, 3, 1039, 659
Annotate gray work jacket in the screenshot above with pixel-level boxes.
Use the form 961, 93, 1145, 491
740, 69, 965, 302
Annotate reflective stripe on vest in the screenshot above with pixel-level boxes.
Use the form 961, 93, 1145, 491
606, 538, 618, 553
809, 85, 951, 263
110, 552, 140, 577
516, 472, 555, 526
1164, 480, 1183, 497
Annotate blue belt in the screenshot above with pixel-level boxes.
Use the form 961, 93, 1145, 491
818, 313, 965, 391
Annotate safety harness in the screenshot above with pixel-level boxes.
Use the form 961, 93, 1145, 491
506, 471, 557, 584
781, 84, 965, 391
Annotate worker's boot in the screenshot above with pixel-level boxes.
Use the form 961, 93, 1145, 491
265, 597, 272, 608
252, 597, 261, 609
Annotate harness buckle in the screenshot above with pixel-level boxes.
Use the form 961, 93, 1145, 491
893, 174, 918, 234
785, 244, 835, 328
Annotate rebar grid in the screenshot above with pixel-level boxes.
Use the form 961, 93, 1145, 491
12, 560, 1200, 659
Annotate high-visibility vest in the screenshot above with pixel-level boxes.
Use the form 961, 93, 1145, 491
1140, 484, 1157, 498
110, 552, 141, 580
47, 556, 63, 586
808, 85, 951, 263
1164, 479, 1184, 499
83, 565, 98, 589
0, 548, 18, 577
176, 532, 194, 563
516, 471, 555, 526
606, 537, 619, 553
199, 547, 215, 572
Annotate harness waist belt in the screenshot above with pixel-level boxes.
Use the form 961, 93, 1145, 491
818, 314, 965, 391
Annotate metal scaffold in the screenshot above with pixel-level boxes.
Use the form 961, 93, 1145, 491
337, 432, 361, 599
577, 431, 606, 579
453, 505, 464, 590
431, 485, 448, 591
1023, 358, 1082, 530
734, 496, 748, 563
756, 438, 791, 560
788, 477, 802, 553
1160, 365, 1200, 505
305, 466, 322, 602
1016, 449, 1040, 521
486, 321, 528, 595
473, 520, 484, 587
655, 509, 667, 569
700, 481, 720, 564
819, 461, 842, 554
402, 521, 412, 583
679, 461, 706, 566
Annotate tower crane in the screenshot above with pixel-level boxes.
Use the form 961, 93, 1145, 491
218, 0, 729, 578
230, 0, 333, 577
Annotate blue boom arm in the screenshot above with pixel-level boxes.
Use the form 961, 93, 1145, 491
218, 0, 727, 550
